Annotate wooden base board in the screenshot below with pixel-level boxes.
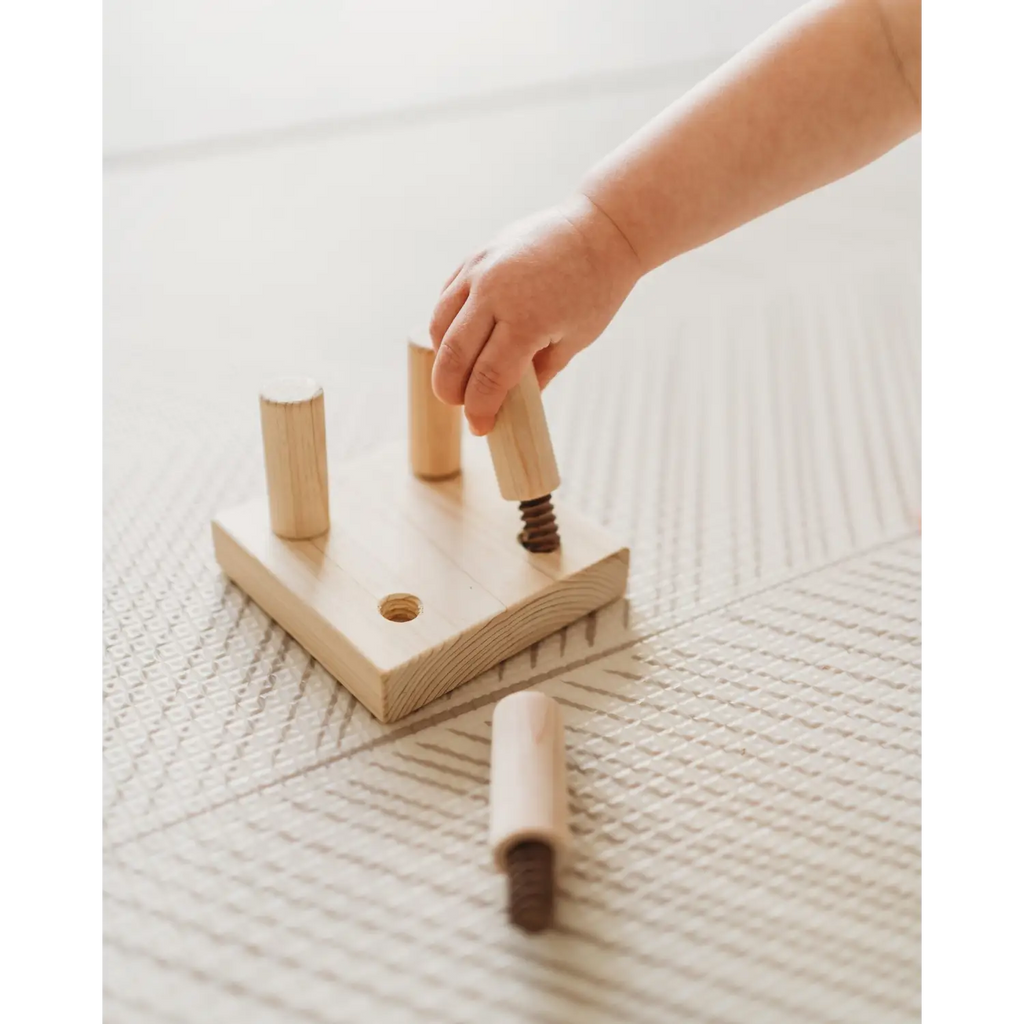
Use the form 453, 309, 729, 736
212, 443, 629, 722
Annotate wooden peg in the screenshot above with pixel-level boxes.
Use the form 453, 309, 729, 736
408, 336, 461, 480
486, 364, 560, 502
489, 691, 570, 932
259, 377, 330, 539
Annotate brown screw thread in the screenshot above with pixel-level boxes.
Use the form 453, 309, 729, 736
518, 495, 560, 552
505, 840, 555, 933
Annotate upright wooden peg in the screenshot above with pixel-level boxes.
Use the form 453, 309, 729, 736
408, 336, 461, 480
260, 377, 330, 539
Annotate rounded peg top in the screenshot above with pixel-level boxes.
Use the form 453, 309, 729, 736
261, 376, 323, 405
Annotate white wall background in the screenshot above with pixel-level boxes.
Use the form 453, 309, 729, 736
104, 0, 801, 154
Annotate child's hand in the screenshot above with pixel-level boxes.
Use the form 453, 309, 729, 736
429, 193, 641, 436
427, 0, 920, 438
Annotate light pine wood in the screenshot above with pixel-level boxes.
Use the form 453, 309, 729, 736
408, 336, 461, 480
489, 692, 571, 872
486, 364, 561, 501
212, 443, 628, 722
259, 377, 330, 539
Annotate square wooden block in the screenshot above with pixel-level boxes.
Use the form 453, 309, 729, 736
212, 443, 629, 722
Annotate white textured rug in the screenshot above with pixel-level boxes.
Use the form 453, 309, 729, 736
104, 78, 920, 1022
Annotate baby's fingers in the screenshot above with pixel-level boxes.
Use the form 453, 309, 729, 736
463, 321, 535, 436
429, 275, 470, 353
432, 296, 494, 406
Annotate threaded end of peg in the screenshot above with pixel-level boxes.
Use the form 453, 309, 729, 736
518, 495, 561, 553
505, 840, 555, 933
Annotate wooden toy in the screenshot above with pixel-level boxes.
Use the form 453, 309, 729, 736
211, 337, 629, 723
487, 364, 562, 552
489, 692, 570, 932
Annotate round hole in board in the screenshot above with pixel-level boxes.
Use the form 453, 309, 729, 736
379, 593, 422, 623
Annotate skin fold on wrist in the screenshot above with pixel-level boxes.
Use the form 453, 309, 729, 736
562, 192, 644, 290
